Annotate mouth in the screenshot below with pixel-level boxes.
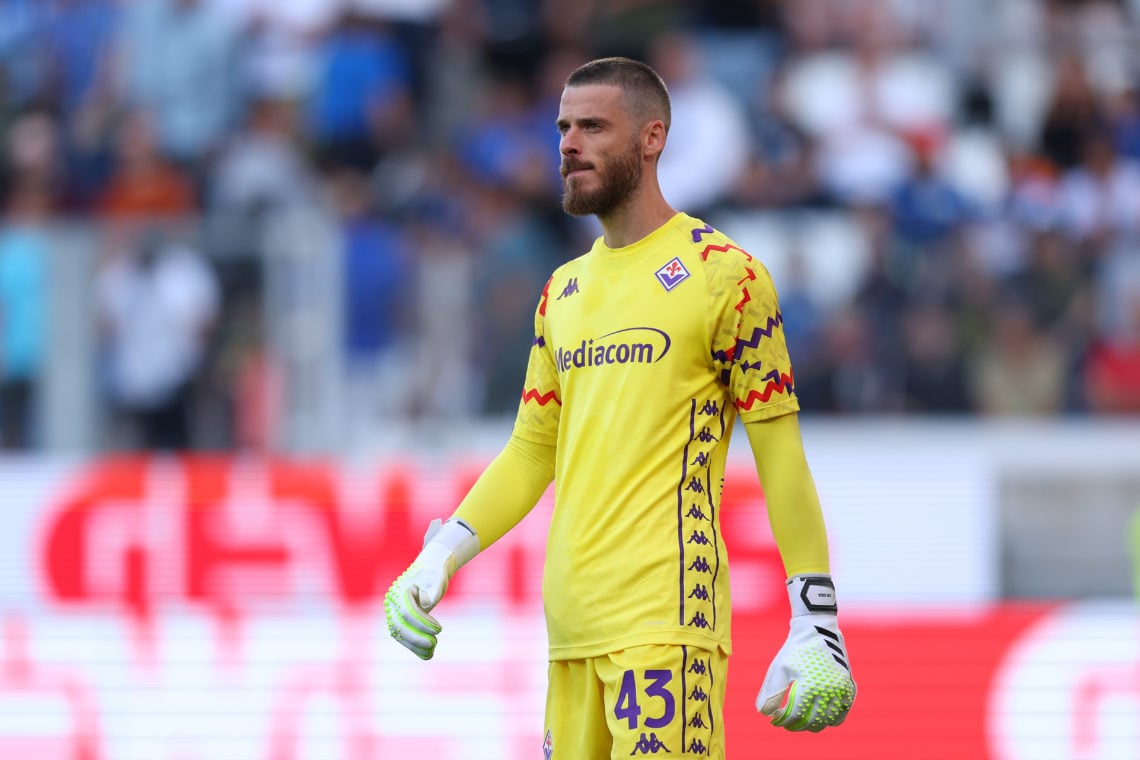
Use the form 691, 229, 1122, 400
561, 163, 593, 179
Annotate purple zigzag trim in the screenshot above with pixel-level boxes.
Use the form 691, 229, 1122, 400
690, 224, 715, 242
533, 335, 546, 347
734, 313, 783, 352
710, 312, 783, 364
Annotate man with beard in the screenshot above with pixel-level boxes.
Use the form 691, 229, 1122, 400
386, 57, 856, 757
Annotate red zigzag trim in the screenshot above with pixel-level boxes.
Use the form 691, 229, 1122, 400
522, 388, 562, 406
735, 373, 794, 410
538, 277, 552, 317
698, 242, 753, 262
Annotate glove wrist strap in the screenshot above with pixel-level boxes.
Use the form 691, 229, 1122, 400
786, 573, 838, 616
420, 518, 481, 575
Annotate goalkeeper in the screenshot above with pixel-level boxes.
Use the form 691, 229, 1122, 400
386, 56, 855, 757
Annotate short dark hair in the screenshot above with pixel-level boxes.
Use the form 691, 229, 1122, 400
565, 57, 671, 132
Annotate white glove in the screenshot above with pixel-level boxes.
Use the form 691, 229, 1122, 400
757, 574, 856, 731
384, 518, 480, 660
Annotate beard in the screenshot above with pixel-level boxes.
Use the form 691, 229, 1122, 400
561, 137, 643, 217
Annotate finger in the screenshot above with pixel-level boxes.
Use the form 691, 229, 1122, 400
384, 587, 443, 660
413, 575, 447, 613
778, 687, 819, 732
392, 625, 438, 660
758, 682, 790, 717
401, 587, 443, 635
768, 681, 799, 726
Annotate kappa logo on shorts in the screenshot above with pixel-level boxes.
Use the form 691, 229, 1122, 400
543, 729, 553, 759
631, 731, 671, 755
655, 257, 690, 291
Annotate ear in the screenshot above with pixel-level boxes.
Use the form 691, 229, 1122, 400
643, 119, 667, 161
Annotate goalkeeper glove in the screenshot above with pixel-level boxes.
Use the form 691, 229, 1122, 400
757, 574, 856, 731
384, 517, 480, 660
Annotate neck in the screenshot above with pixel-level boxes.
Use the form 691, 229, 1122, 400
597, 184, 677, 249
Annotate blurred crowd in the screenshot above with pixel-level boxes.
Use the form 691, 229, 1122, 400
2, 0, 1140, 451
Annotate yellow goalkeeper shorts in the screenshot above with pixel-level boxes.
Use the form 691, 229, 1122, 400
543, 644, 727, 759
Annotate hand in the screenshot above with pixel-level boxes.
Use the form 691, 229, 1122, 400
385, 518, 480, 660
756, 574, 856, 731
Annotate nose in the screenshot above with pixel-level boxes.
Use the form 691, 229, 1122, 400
559, 128, 579, 157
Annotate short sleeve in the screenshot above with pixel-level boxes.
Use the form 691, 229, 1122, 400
706, 245, 799, 422
512, 276, 563, 444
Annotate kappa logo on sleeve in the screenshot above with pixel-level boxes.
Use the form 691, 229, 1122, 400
655, 256, 690, 291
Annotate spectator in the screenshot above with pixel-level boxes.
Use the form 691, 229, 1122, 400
44, 0, 124, 208
899, 300, 972, 413
475, 0, 550, 74
115, 0, 242, 167
888, 132, 974, 298
96, 108, 196, 221
684, 0, 787, 114
42, 0, 120, 118
0, 0, 50, 109
1008, 229, 1092, 343
332, 167, 415, 442
468, 182, 564, 415
234, 5, 321, 113
1108, 86, 1140, 161
95, 229, 220, 450
401, 174, 481, 421
1, 109, 67, 207
1083, 248, 1140, 413
968, 293, 1068, 415
572, 0, 685, 63
648, 32, 752, 217
731, 87, 823, 209
1055, 128, 1140, 246
776, 248, 830, 412
890, 132, 972, 249
1082, 286, 1140, 413
815, 304, 904, 414
451, 69, 558, 201
1038, 54, 1102, 172
208, 92, 320, 216
304, 9, 414, 172
0, 180, 49, 449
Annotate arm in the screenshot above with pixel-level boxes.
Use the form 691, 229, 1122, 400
453, 432, 556, 549
745, 412, 857, 732
744, 413, 829, 577
384, 432, 555, 660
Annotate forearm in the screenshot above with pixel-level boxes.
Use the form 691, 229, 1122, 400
451, 432, 556, 550
744, 414, 830, 577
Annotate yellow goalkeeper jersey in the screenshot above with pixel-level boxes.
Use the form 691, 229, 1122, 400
513, 212, 799, 660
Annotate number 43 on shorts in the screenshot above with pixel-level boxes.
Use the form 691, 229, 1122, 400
615, 669, 676, 730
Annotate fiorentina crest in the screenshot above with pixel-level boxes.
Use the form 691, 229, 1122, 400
543, 729, 554, 759
655, 256, 690, 291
